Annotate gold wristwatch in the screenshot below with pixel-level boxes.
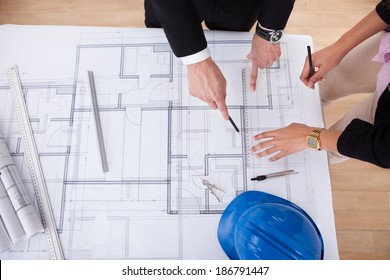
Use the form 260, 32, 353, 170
306, 128, 324, 150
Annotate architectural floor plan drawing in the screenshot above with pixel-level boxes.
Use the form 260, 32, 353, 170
0, 25, 338, 259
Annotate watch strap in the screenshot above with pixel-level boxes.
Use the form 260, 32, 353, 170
255, 22, 284, 44
255, 23, 272, 41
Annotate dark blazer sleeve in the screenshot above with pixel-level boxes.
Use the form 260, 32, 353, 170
376, 0, 390, 25
149, 0, 296, 58
149, 0, 207, 57
337, 87, 390, 168
258, 0, 295, 30
337, 119, 390, 168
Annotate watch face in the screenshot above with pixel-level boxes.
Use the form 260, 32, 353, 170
270, 30, 284, 43
307, 136, 319, 149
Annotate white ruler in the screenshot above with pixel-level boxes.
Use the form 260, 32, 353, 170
7, 65, 64, 260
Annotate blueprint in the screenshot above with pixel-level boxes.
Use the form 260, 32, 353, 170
0, 25, 338, 259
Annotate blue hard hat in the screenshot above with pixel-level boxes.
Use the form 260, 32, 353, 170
218, 191, 324, 260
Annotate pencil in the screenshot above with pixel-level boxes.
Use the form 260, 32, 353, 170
307, 45, 314, 77
228, 116, 240, 133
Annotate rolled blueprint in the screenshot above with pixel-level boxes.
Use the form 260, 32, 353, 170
0, 138, 43, 238
0, 179, 26, 243
0, 217, 12, 253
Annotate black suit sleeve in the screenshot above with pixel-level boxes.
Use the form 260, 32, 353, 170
148, 0, 296, 58
258, 0, 295, 30
149, 0, 207, 57
376, 0, 390, 25
337, 119, 390, 168
337, 88, 390, 168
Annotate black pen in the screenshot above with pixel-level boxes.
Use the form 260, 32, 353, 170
307, 45, 314, 78
251, 170, 298, 181
228, 116, 240, 133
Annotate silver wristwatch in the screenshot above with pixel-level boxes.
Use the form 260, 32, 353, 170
255, 22, 284, 44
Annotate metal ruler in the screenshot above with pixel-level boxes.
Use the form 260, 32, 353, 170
7, 65, 64, 260
88, 70, 109, 173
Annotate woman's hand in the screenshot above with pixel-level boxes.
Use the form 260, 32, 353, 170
300, 43, 345, 89
250, 123, 313, 161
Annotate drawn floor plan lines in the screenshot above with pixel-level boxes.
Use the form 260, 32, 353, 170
0, 25, 338, 259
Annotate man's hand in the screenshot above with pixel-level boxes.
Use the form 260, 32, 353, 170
187, 57, 229, 120
247, 34, 281, 92
250, 123, 313, 161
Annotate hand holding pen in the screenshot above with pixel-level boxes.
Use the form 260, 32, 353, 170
300, 45, 319, 90
300, 44, 344, 90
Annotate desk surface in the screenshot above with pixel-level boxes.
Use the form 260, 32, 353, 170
0, 25, 338, 259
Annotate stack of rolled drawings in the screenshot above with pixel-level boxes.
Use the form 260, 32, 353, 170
0, 137, 44, 252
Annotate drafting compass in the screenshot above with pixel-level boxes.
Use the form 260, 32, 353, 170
201, 178, 226, 203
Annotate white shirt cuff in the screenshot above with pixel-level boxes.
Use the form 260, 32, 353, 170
180, 48, 211, 65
